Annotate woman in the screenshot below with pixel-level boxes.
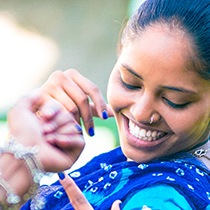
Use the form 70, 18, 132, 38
4, 0, 210, 209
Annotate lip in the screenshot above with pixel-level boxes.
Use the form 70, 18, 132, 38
122, 114, 170, 149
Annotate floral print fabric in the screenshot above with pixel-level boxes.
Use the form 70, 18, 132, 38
21, 147, 210, 210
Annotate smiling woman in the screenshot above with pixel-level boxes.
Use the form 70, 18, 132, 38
22, 0, 209, 209
108, 25, 210, 163
0, 0, 210, 209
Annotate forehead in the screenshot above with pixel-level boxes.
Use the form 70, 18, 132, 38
133, 26, 191, 67
119, 26, 209, 90
122, 29, 184, 68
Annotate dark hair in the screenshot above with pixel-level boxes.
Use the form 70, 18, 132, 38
121, 0, 210, 80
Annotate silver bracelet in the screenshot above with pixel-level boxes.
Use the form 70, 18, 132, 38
0, 137, 44, 205
0, 177, 20, 205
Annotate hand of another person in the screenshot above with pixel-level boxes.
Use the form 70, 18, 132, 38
58, 172, 121, 210
7, 91, 85, 172
39, 69, 114, 135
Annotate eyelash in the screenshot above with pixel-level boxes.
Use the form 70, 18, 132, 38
119, 77, 191, 109
163, 97, 190, 109
119, 78, 141, 90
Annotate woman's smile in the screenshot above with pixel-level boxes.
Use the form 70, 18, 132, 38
122, 114, 171, 150
129, 120, 167, 141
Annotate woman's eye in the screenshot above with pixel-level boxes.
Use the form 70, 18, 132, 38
163, 97, 190, 109
120, 78, 141, 90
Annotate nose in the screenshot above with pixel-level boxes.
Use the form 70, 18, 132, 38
130, 94, 160, 124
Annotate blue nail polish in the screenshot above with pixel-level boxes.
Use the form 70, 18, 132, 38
57, 172, 65, 180
75, 124, 82, 132
102, 110, 108, 119
88, 127, 95, 136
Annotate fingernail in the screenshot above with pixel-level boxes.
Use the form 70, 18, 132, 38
75, 124, 82, 132
102, 110, 108, 119
88, 127, 95, 136
57, 172, 65, 180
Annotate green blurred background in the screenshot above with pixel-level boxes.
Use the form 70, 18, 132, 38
0, 1, 142, 159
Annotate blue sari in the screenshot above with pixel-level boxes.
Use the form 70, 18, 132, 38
21, 147, 210, 210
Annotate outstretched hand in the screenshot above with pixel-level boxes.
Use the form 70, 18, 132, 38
58, 172, 121, 210
7, 91, 85, 172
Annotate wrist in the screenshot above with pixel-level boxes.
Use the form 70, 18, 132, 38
0, 137, 44, 206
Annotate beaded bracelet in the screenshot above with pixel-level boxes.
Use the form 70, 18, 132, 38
0, 177, 20, 204
0, 137, 44, 207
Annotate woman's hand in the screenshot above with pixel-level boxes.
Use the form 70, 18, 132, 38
7, 91, 85, 172
58, 172, 121, 210
39, 69, 113, 135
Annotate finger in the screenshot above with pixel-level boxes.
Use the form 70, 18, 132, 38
47, 70, 94, 136
41, 69, 108, 136
111, 200, 122, 210
40, 70, 75, 109
90, 103, 114, 118
44, 118, 84, 144
45, 131, 84, 149
53, 123, 82, 134
39, 99, 65, 121
42, 111, 79, 134
39, 71, 81, 123
46, 87, 81, 123
58, 172, 94, 210
64, 69, 110, 132
41, 70, 93, 133
65, 69, 108, 118
63, 70, 95, 135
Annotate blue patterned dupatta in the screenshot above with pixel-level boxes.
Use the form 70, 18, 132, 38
21, 147, 210, 210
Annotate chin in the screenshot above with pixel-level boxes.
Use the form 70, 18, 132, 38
121, 143, 158, 163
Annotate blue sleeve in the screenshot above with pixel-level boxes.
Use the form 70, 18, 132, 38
121, 184, 192, 210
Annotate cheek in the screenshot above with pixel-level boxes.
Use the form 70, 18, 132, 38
164, 107, 209, 139
107, 83, 122, 112
107, 73, 130, 113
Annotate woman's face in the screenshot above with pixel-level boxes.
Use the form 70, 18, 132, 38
107, 26, 210, 163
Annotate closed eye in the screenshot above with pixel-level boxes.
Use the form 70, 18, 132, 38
163, 97, 190, 109
119, 78, 141, 90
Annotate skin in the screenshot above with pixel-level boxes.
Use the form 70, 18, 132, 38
59, 173, 121, 210
3, 23, 209, 209
0, 92, 85, 206
40, 24, 210, 209
8, 93, 85, 172
40, 70, 114, 135
107, 25, 210, 163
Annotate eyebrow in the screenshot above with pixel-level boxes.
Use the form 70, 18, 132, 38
162, 86, 197, 94
122, 64, 143, 80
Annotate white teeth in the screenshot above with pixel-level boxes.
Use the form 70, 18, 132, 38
146, 130, 152, 137
129, 120, 165, 141
148, 137, 153, 141
133, 126, 140, 136
152, 131, 157, 137
139, 129, 146, 137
